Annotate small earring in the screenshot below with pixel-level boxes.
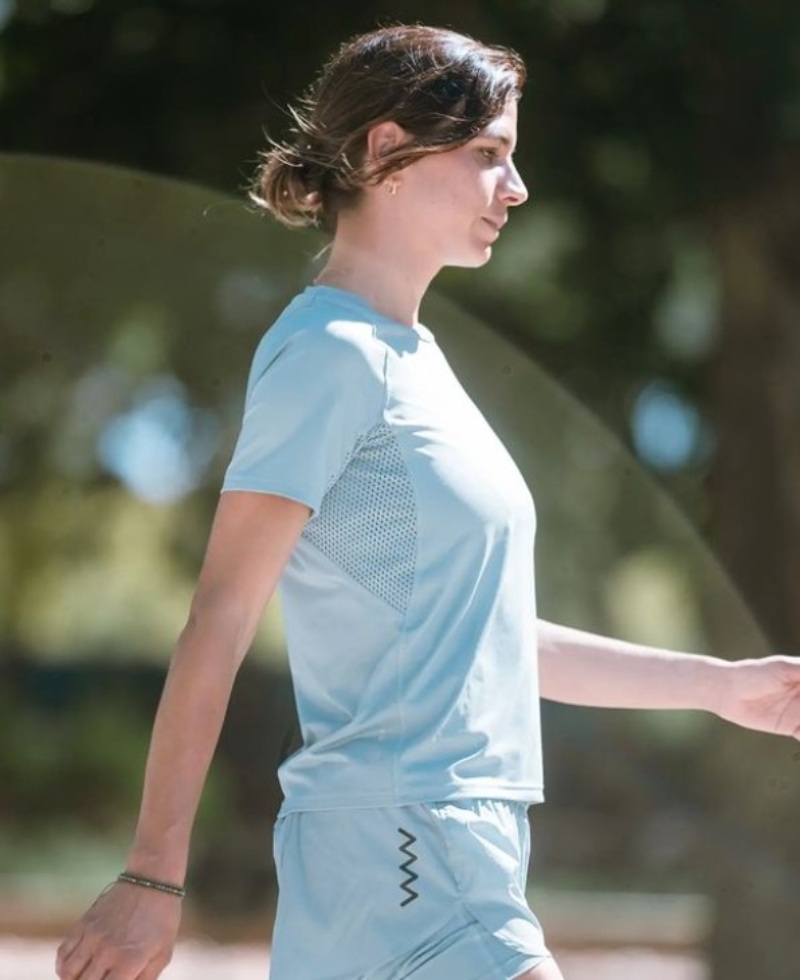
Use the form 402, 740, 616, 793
387, 179, 399, 196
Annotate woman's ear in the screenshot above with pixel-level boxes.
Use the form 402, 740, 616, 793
365, 121, 409, 168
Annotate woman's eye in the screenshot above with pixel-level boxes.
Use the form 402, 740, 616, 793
480, 147, 498, 163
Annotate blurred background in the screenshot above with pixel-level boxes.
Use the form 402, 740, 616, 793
1, 1, 799, 978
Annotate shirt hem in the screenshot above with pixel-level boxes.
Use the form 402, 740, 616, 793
277, 783, 545, 816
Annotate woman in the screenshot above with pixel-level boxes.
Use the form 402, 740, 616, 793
56, 23, 800, 980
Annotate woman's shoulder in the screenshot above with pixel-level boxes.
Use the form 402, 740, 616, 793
263, 286, 395, 356
248, 286, 389, 384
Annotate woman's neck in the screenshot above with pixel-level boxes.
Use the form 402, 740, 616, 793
313, 230, 436, 328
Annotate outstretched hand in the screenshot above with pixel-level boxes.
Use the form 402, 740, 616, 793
717, 655, 800, 740
56, 880, 182, 980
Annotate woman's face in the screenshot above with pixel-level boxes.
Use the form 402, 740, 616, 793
398, 98, 529, 270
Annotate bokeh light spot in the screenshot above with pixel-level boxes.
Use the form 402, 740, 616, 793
631, 380, 703, 471
98, 377, 219, 503
0, 0, 15, 33
217, 269, 281, 331
654, 241, 720, 361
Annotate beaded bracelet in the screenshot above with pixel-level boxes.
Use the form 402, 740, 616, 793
117, 871, 186, 899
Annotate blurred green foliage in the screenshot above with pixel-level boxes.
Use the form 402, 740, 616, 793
0, 690, 149, 827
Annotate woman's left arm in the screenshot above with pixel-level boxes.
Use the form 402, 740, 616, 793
537, 618, 800, 740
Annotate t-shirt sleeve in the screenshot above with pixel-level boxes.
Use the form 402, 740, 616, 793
221, 328, 386, 513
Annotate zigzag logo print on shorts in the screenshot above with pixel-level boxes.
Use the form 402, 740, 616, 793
397, 827, 419, 906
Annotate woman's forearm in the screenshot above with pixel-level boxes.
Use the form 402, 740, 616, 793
537, 617, 729, 714
124, 612, 247, 884
121, 493, 309, 885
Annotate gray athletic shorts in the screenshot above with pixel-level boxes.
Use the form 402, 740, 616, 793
269, 798, 552, 979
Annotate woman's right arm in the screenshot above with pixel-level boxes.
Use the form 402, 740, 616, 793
56, 490, 311, 980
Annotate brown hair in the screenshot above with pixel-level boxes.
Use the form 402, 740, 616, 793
251, 24, 526, 229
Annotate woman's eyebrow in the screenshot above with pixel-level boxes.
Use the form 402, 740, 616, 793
479, 129, 515, 149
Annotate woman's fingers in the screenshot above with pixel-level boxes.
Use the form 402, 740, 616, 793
55, 936, 78, 976
136, 959, 172, 980
70, 956, 111, 980
56, 931, 94, 979
56, 935, 117, 980
57, 942, 159, 980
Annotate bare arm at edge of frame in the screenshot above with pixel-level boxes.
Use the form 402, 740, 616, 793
536, 618, 725, 713
537, 617, 800, 741
55, 490, 310, 980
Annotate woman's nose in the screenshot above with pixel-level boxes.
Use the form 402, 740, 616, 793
503, 161, 529, 207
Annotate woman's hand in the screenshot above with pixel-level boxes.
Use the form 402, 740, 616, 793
56, 881, 182, 980
717, 655, 800, 739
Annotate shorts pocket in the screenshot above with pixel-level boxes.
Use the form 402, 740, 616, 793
425, 799, 549, 961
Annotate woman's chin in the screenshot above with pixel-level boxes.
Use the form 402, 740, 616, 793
447, 247, 493, 270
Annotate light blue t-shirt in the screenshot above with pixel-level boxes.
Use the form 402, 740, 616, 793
222, 284, 543, 813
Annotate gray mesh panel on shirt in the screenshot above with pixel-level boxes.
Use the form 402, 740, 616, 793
303, 423, 417, 614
